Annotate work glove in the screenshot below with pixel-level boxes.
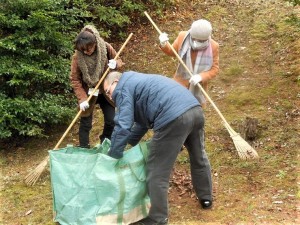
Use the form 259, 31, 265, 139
159, 32, 169, 47
79, 101, 89, 111
189, 74, 202, 86
108, 59, 117, 69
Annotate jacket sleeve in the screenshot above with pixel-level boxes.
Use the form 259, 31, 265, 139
127, 123, 148, 147
200, 40, 220, 83
160, 31, 186, 56
108, 89, 134, 159
106, 42, 124, 69
69, 53, 88, 103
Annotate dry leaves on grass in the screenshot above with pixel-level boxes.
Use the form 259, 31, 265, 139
170, 169, 196, 199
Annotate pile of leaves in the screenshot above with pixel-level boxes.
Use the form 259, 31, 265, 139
170, 169, 196, 199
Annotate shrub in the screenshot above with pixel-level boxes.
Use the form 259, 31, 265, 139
0, 0, 174, 139
85, 0, 174, 38
0, 0, 90, 139
286, 0, 300, 6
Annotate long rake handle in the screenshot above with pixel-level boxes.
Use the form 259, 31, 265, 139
144, 12, 232, 129
144, 13, 261, 161
54, 33, 133, 150
24, 33, 134, 186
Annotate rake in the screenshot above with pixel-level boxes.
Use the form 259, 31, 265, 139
25, 33, 134, 186
144, 12, 259, 160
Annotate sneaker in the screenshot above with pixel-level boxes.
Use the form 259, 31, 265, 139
200, 199, 212, 209
130, 217, 168, 225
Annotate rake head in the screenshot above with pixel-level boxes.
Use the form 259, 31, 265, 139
223, 122, 259, 160
230, 133, 259, 160
25, 156, 49, 186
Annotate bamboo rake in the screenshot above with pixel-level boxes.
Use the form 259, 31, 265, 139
144, 12, 259, 160
25, 33, 134, 186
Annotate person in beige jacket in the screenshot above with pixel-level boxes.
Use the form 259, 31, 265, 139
70, 25, 123, 148
157, 19, 219, 211
159, 19, 219, 107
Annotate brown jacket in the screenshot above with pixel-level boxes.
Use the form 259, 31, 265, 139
161, 31, 219, 91
70, 42, 122, 117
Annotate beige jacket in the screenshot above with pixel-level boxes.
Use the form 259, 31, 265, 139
160, 31, 219, 91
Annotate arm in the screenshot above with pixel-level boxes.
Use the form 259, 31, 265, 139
69, 53, 88, 103
127, 123, 148, 147
160, 31, 186, 57
106, 43, 125, 69
200, 40, 220, 83
108, 90, 134, 159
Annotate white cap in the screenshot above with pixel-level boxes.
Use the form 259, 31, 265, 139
190, 19, 212, 40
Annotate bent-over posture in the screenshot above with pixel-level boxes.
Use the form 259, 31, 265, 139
104, 71, 212, 225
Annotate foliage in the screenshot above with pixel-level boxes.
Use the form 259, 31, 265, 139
284, 0, 300, 79
285, 0, 300, 27
0, 0, 174, 139
0, 0, 83, 138
1, 0, 299, 224
84, 0, 174, 38
286, 0, 300, 6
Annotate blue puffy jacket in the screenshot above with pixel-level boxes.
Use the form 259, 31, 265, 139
109, 71, 200, 158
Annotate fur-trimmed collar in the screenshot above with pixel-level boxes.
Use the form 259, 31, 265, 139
77, 25, 107, 87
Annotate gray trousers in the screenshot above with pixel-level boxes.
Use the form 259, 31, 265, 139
147, 106, 212, 222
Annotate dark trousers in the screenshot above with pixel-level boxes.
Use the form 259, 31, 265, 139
79, 94, 115, 147
147, 106, 212, 222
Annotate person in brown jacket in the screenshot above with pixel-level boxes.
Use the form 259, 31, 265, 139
70, 25, 124, 148
159, 19, 219, 107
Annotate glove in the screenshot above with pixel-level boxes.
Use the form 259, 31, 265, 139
189, 74, 202, 86
159, 32, 169, 47
108, 59, 117, 69
79, 101, 89, 111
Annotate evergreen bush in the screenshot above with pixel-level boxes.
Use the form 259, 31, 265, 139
0, 0, 173, 139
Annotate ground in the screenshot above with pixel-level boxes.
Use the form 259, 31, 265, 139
0, 0, 299, 224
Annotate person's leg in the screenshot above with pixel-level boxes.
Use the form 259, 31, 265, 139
78, 114, 93, 148
98, 94, 115, 143
184, 107, 212, 206
147, 109, 196, 223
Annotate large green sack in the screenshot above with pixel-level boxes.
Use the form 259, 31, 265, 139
49, 139, 150, 225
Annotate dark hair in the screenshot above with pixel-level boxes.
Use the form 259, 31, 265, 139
74, 30, 96, 52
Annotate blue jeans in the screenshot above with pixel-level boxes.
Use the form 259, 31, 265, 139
147, 106, 212, 222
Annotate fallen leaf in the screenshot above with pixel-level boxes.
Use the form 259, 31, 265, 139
25, 210, 32, 216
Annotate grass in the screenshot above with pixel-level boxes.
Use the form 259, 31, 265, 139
1, 0, 299, 224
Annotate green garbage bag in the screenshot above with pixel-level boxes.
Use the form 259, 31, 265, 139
49, 139, 150, 225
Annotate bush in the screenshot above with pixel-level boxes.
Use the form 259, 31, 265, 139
0, 0, 94, 139
84, 0, 174, 38
0, 0, 173, 139
286, 0, 300, 6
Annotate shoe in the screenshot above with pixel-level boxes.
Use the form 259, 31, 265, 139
130, 217, 168, 225
76, 144, 90, 149
200, 199, 212, 209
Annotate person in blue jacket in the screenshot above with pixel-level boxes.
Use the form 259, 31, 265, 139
103, 71, 212, 225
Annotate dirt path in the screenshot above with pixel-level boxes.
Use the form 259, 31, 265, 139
1, 0, 299, 224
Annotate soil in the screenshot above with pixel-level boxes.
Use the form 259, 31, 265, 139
0, 0, 299, 224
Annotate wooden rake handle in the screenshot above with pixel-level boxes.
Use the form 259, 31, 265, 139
144, 12, 230, 127
54, 33, 133, 150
